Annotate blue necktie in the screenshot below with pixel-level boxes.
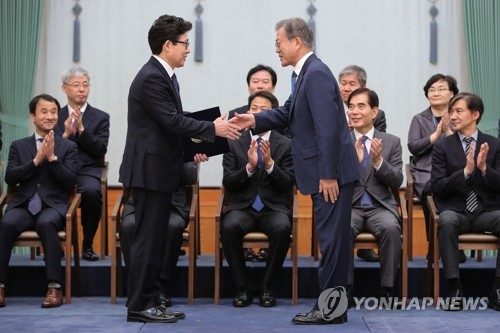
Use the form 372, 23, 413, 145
172, 73, 180, 97
291, 72, 297, 97
252, 138, 265, 211
464, 137, 478, 212
360, 135, 373, 206
28, 138, 43, 215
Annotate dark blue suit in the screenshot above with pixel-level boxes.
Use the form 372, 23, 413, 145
55, 105, 109, 245
254, 54, 360, 303
0, 135, 77, 284
119, 56, 215, 311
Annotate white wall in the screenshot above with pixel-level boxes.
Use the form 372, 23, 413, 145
35, 0, 469, 186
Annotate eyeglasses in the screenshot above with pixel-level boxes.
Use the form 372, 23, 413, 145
174, 39, 190, 49
64, 83, 91, 89
428, 87, 449, 94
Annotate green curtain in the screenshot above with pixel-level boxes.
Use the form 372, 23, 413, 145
0, 0, 44, 254
463, 0, 499, 257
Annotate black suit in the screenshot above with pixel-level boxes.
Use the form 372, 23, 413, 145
431, 131, 500, 279
120, 162, 197, 288
119, 56, 215, 311
55, 104, 109, 245
0, 135, 77, 284
221, 130, 294, 290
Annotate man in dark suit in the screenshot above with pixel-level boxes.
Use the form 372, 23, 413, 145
55, 66, 110, 261
231, 17, 360, 324
222, 91, 294, 308
346, 88, 403, 300
431, 92, 500, 311
119, 14, 240, 323
120, 162, 198, 308
338, 65, 387, 263
228, 64, 279, 262
0, 94, 78, 308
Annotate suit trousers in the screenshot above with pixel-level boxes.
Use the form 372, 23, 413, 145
348, 206, 401, 287
76, 174, 102, 245
120, 208, 188, 289
311, 181, 355, 309
438, 209, 500, 279
221, 207, 291, 290
127, 188, 171, 312
0, 207, 64, 284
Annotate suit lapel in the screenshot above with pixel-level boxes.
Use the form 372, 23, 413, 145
289, 54, 317, 117
149, 56, 183, 112
82, 105, 96, 129
28, 134, 37, 158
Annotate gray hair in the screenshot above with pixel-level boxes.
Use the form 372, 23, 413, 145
275, 17, 313, 49
61, 66, 90, 84
338, 65, 367, 86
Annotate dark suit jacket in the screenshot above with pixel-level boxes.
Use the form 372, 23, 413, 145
373, 110, 387, 132
254, 54, 360, 194
431, 131, 500, 213
351, 130, 403, 219
408, 107, 438, 196
222, 130, 294, 216
119, 56, 215, 193
5, 135, 78, 217
55, 104, 110, 179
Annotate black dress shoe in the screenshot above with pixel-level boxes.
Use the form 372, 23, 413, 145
157, 292, 172, 307
127, 307, 178, 323
488, 288, 500, 311
82, 246, 99, 261
357, 249, 380, 262
292, 309, 348, 325
233, 288, 253, 307
445, 287, 463, 311
255, 249, 268, 262
259, 288, 276, 307
158, 306, 186, 320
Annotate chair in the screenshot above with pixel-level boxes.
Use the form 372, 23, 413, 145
405, 163, 422, 261
427, 195, 500, 304
99, 161, 109, 259
0, 185, 81, 304
353, 188, 408, 298
214, 186, 299, 305
110, 182, 200, 304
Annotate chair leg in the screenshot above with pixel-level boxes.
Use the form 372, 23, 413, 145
110, 245, 117, 304
292, 245, 298, 305
214, 245, 221, 304
65, 241, 72, 304
433, 227, 440, 305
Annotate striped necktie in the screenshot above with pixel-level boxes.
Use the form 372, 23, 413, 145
464, 137, 478, 213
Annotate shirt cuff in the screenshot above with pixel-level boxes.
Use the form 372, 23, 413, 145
374, 158, 383, 171
265, 161, 274, 174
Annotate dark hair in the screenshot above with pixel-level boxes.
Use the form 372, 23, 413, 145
29, 94, 61, 115
449, 92, 484, 124
246, 64, 277, 87
347, 87, 379, 108
148, 15, 192, 55
423, 74, 459, 98
275, 17, 313, 49
248, 91, 279, 109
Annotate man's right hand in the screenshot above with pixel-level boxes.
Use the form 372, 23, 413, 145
229, 113, 256, 131
214, 112, 241, 140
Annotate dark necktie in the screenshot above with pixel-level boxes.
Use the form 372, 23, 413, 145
291, 72, 297, 97
464, 137, 478, 213
252, 137, 265, 211
360, 135, 373, 206
172, 73, 180, 97
28, 138, 43, 215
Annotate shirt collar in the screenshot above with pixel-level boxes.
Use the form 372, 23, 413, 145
251, 130, 271, 141
457, 129, 478, 142
68, 103, 88, 115
153, 55, 175, 78
293, 51, 313, 77
34, 132, 44, 141
353, 127, 375, 141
